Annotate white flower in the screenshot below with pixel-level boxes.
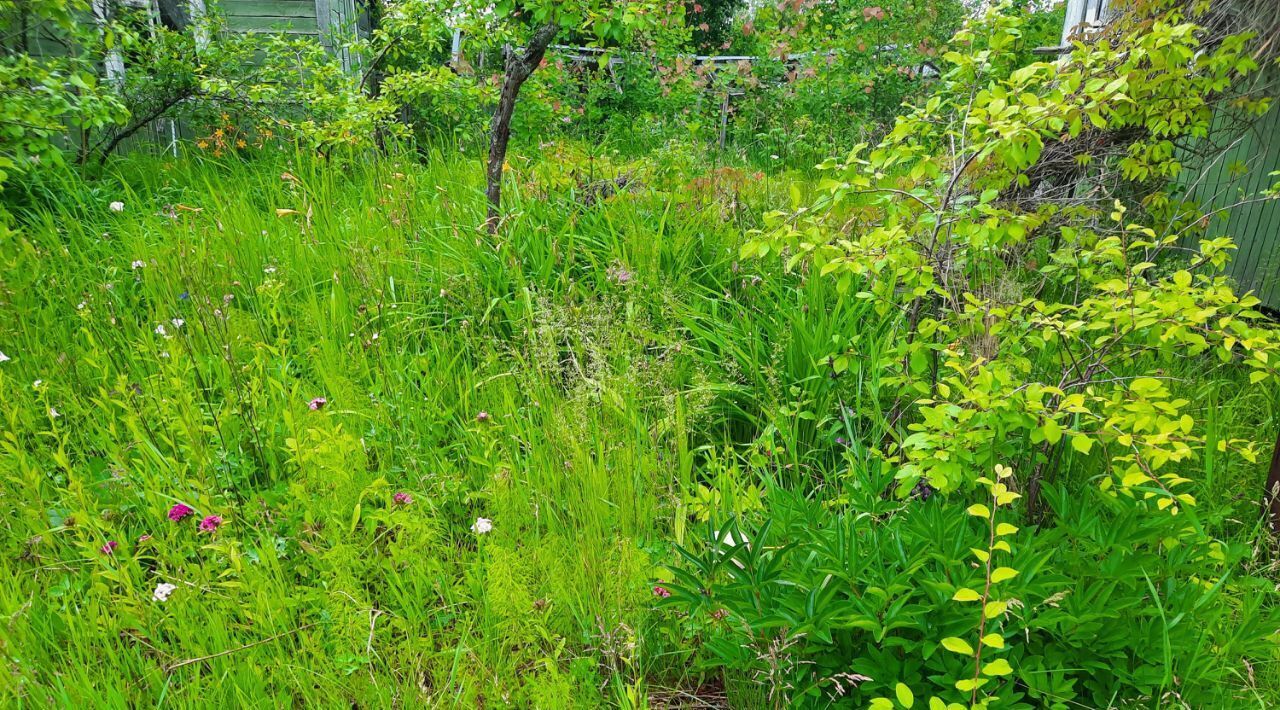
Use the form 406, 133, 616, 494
32, 380, 43, 389
110, 201, 125, 213
131, 260, 146, 270
77, 301, 87, 310
170, 318, 184, 329
152, 582, 177, 602
264, 265, 277, 274
470, 517, 493, 535
48, 407, 60, 418
154, 324, 167, 336
0, 351, 9, 363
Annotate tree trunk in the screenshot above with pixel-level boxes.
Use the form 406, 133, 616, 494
485, 22, 558, 233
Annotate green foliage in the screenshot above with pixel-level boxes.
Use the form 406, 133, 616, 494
744, 0, 1280, 508
2, 0, 1279, 707
0, 0, 128, 186
663, 470, 1278, 707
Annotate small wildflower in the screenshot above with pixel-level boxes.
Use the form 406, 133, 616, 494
264, 265, 277, 274
131, 260, 147, 270
170, 318, 184, 329
308, 397, 327, 411
48, 407, 60, 419
137, 534, 152, 543
476, 411, 491, 423
0, 351, 9, 363
652, 585, 671, 598
152, 582, 177, 602
32, 380, 43, 389
606, 263, 633, 285
100, 540, 118, 555
198, 515, 223, 533
155, 324, 167, 336
178, 291, 189, 300
168, 503, 194, 522
77, 301, 87, 310
711, 608, 729, 620
110, 201, 125, 213
393, 492, 412, 506
471, 517, 493, 535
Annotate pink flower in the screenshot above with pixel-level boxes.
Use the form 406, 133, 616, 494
137, 534, 152, 543
652, 585, 671, 598
168, 503, 194, 522
308, 397, 327, 411
393, 492, 412, 506
198, 515, 223, 533
476, 411, 491, 423
101, 541, 118, 555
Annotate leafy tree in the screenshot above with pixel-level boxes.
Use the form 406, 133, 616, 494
445, 0, 663, 231
745, 1, 1280, 514
0, 0, 128, 190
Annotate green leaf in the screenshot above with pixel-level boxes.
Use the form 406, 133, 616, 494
895, 683, 915, 708
941, 637, 974, 655
954, 678, 988, 692
982, 659, 1014, 676
1042, 418, 1062, 445
1071, 435, 1093, 454
953, 587, 981, 602
869, 699, 895, 710
990, 567, 1019, 583
967, 504, 990, 518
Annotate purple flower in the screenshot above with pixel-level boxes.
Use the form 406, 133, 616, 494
652, 585, 671, 598
607, 263, 633, 285
198, 515, 223, 533
100, 540, 118, 555
137, 534, 152, 543
476, 411, 491, 423
168, 503, 194, 522
308, 397, 327, 411
393, 492, 412, 506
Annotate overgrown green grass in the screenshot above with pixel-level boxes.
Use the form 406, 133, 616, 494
1, 143, 1277, 706
0, 144, 808, 705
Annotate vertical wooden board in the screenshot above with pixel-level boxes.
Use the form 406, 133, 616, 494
1183, 78, 1280, 313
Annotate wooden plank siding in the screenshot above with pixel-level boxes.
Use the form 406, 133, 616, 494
223, 0, 318, 35
1186, 96, 1280, 313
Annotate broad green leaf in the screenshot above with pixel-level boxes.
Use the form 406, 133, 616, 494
895, 683, 914, 708
982, 659, 1014, 676
990, 567, 1019, 583
953, 587, 981, 602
